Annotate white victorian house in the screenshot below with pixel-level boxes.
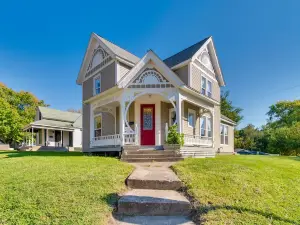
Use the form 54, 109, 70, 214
77, 33, 236, 158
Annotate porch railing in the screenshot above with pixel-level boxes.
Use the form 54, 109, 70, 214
123, 124, 139, 145
183, 135, 213, 146
91, 134, 121, 147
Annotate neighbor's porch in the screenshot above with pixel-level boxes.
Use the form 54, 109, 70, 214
23, 126, 74, 150
90, 90, 214, 149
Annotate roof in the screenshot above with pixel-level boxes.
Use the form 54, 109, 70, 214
221, 114, 237, 126
94, 33, 140, 64
37, 107, 82, 129
30, 119, 79, 129
163, 37, 210, 68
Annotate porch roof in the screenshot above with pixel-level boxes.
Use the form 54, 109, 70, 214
24, 119, 79, 131
221, 115, 237, 126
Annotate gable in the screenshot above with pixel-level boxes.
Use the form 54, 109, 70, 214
118, 51, 184, 89
197, 47, 215, 73
128, 67, 174, 89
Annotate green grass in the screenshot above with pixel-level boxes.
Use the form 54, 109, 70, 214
173, 156, 300, 225
0, 151, 133, 225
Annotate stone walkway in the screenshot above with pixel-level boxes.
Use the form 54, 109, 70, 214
113, 162, 195, 225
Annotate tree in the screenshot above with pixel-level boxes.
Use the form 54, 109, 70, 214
267, 100, 300, 128
234, 124, 262, 150
221, 90, 243, 124
0, 83, 48, 144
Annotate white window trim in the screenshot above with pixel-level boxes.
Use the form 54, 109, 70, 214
169, 108, 176, 126
200, 115, 212, 137
188, 109, 196, 128
201, 75, 212, 98
93, 73, 101, 96
94, 113, 102, 137
220, 123, 229, 145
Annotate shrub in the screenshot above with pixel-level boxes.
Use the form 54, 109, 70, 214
166, 124, 184, 146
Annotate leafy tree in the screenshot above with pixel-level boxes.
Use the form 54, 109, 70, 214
0, 83, 48, 144
221, 90, 243, 124
268, 122, 300, 155
267, 100, 300, 128
234, 124, 262, 150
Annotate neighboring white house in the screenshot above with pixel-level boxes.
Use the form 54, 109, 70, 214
23, 107, 82, 151
76, 33, 236, 157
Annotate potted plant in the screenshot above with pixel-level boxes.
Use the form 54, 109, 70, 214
164, 124, 184, 150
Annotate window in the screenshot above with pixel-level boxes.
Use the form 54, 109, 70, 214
188, 109, 196, 128
201, 76, 212, 98
200, 116, 212, 137
200, 116, 206, 136
207, 80, 212, 98
94, 114, 102, 137
201, 77, 206, 95
220, 124, 229, 145
169, 108, 176, 126
94, 75, 101, 95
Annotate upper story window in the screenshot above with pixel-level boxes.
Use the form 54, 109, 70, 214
220, 124, 229, 145
188, 109, 196, 128
201, 76, 212, 98
200, 116, 212, 137
94, 75, 101, 95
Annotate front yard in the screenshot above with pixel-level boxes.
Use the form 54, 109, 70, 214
173, 156, 300, 225
0, 151, 133, 225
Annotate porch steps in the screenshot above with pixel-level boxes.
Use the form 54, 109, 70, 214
117, 189, 191, 216
126, 166, 182, 190
180, 147, 216, 158
121, 149, 183, 162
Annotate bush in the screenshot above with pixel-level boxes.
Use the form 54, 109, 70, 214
166, 124, 184, 146
268, 122, 300, 155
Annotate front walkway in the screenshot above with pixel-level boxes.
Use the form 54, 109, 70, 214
113, 162, 195, 224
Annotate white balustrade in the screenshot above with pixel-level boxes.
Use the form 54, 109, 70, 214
91, 134, 121, 147
183, 135, 213, 146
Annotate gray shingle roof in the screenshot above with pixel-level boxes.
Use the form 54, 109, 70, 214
38, 107, 82, 128
95, 33, 140, 64
164, 37, 210, 68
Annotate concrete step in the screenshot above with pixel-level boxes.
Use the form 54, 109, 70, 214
118, 189, 191, 216
113, 216, 195, 225
127, 167, 182, 190
124, 150, 179, 155
122, 154, 179, 159
121, 157, 183, 163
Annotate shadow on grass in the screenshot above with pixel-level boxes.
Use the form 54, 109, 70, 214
197, 204, 298, 224
287, 156, 300, 161
2, 151, 84, 158
101, 193, 120, 208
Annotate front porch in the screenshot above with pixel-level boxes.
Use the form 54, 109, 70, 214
89, 90, 215, 156
22, 126, 75, 151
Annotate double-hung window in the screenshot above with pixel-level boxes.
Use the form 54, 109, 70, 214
201, 76, 212, 98
220, 124, 229, 145
94, 75, 101, 95
94, 114, 102, 137
200, 116, 212, 137
188, 109, 196, 128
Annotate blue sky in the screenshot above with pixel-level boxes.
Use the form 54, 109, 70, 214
0, 0, 299, 128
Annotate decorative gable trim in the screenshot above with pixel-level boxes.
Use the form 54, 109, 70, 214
118, 50, 184, 89
191, 37, 225, 86
128, 68, 174, 89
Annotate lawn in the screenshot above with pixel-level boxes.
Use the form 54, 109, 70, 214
173, 155, 300, 225
0, 151, 133, 225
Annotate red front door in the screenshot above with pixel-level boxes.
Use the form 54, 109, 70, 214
141, 104, 155, 145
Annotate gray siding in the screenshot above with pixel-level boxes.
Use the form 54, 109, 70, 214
161, 102, 173, 144
174, 65, 188, 85
82, 104, 90, 152
82, 62, 116, 101
102, 112, 115, 135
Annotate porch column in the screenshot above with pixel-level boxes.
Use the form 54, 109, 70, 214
46, 129, 48, 146
31, 127, 33, 147
176, 93, 182, 133
61, 130, 63, 147
119, 103, 125, 145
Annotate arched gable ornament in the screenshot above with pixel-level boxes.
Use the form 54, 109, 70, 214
128, 69, 174, 88
87, 45, 109, 71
